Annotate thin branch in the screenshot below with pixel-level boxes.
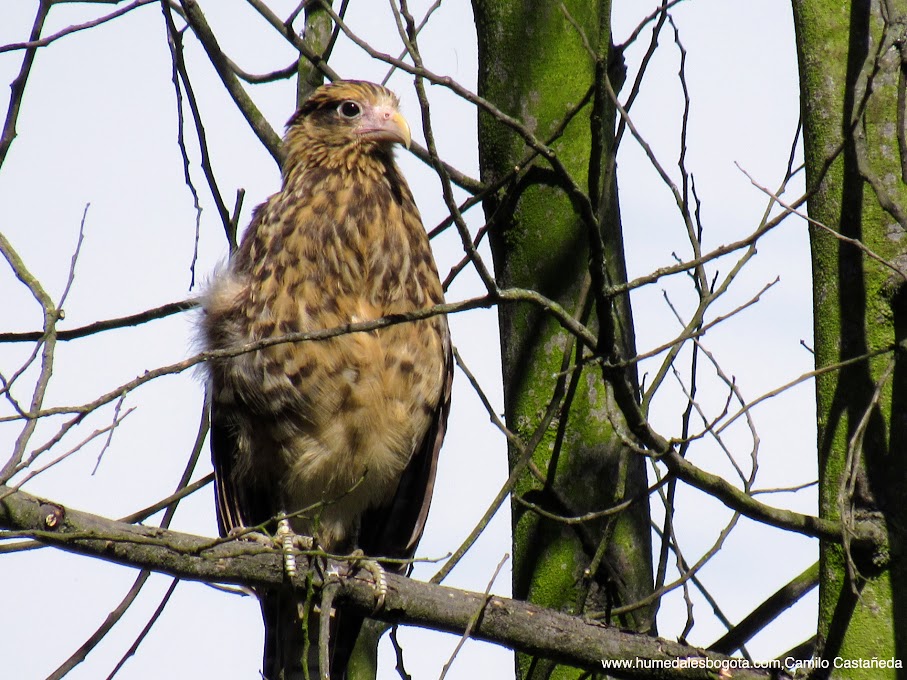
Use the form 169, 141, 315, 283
390, 625, 412, 680
320, 579, 341, 679
1, 0, 156, 55
8, 406, 135, 489
0, 296, 491, 424
716, 342, 901, 435
381, 0, 443, 86
0, 205, 86, 402
0, 230, 62, 480
395, 6, 496, 292
45, 571, 153, 680
119, 472, 213, 525
429, 344, 567, 584
431, 280, 594, 584
596, 326, 886, 551
438, 553, 509, 680
163, 14, 205, 284
639, 113, 800, 406
647, 517, 749, 660
0, 0, 50, 169
709, 561, 819, 655
104, 578, 180, 680
616, 0, 686, 51
609, 476, 743, 622
243, 0, 340, 83
41, 405, 209, 676
514, 476, 667, 526
162, 2, 233, 252
661, 289, 761, 489
178, 0, 282, 162
0, 299, 196, 343
230, 59, 298, 84
739, 163, 907, 283
838, 356, 896, 589
661, 446, 872, 545
751, 480, 818, 496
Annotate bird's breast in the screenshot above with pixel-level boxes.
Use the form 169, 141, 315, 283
204, 163, 447, 548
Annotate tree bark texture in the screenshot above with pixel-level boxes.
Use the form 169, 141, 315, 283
793, 0, 907, 674
473, 2, 655, 677
0, 484, 773, 680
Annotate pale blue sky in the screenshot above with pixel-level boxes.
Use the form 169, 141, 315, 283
1, 2, 815, 678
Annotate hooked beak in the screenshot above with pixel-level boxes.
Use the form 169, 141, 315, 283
358, 107, 412, 148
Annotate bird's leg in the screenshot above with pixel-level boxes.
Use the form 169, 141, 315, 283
225, 520, 315, 581
343, 550, 387, 613
276, 517, 298, 578
275, 516, 314, 580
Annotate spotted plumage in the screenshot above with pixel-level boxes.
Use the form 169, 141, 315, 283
199, 81, 451, 680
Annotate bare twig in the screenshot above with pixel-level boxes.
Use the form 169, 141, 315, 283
243, 0, 340, 84
380, 0, 443, 86
709, 561, 819, 655
437, 552, 509, 680
320, 579, 341, 679
394, 5, 496, 293
45, 571, 153, 680
0, 294, 554, 424
0, 1, 50, 169
616, 0, 686, 51
104, 578, 180, 680
716, 342, 901, 435
651, 518, 749, 659
178, 0, 283, 162
611, 505, 740, 621
120, 472, 213, 525
0, 299, 196, 344
44, 406, 211, 676
0, 0, 156, 54
389, 625, 412, 680
751, 480, 818, 496
0, 230, 62, 480
838, 357, 895, 589
5, 405, 135, 491
739, 164, 907, 283
162, 2, 233, 253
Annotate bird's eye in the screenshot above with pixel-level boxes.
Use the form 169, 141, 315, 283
338, 101, 361, 119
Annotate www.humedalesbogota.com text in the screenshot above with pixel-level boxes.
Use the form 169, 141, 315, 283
599, 656, 903, 672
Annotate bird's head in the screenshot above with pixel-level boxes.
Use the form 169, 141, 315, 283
283, 80, 412, 178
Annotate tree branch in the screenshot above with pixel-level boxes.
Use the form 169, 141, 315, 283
0, 299, 196, 344
0, 0, 50, 170
0, 484, 780, 679
178, 0, 283, 163
709, 561, 819, 655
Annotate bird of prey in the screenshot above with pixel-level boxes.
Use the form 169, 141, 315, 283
198, 80, 452, 679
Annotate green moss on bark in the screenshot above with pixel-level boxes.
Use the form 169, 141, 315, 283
474, 1, 653, 677
793, 0, 907, 671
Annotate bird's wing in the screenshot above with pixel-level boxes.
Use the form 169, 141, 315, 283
210, 414, 239, 537
206, 203, 288, 539
358, 325, 453, 572
210, 413, 260, 537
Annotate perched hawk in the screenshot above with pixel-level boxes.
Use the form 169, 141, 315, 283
199, 80, 452, 679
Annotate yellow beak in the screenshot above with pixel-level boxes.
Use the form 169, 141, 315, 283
359, 107, 412, 148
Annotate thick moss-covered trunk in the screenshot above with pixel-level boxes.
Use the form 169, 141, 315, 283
793, 0, 907, 673
473, 2, 655, 678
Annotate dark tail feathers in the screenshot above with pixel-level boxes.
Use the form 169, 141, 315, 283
260, 590, 363, 680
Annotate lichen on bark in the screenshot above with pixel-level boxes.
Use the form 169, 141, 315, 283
473, 1, 655, 677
